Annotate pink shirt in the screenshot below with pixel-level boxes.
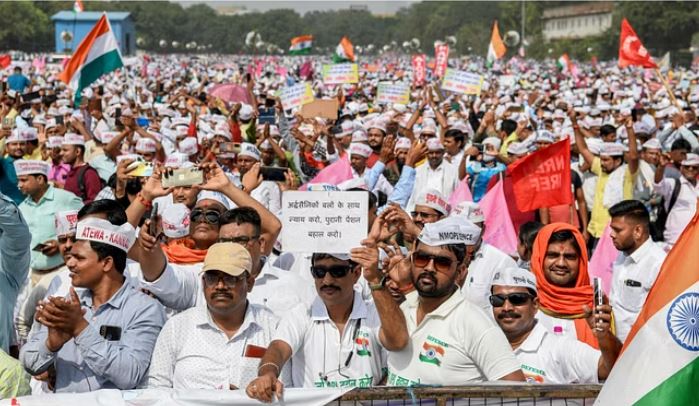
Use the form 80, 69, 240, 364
49, 163, 71, 187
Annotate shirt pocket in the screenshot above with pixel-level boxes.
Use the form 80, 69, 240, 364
232, 356, 261, 390
617, 281, 646, 312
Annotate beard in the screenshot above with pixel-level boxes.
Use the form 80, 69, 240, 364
414, 271, 455, 298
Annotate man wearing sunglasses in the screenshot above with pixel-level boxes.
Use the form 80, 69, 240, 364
490, 267, 621, 384
148, 242, 289, 390
387, 216, 525, 385
246, 247, 408, 401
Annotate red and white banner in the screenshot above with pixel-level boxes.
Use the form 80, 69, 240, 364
411, 54, 426, 86
434, 44, 449, 78
618, 18, 657, 69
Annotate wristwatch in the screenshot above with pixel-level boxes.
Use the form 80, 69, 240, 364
368, 276, 387, 291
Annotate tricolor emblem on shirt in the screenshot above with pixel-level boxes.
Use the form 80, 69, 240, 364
355, 336, 372, 357
419, 342, 445, 366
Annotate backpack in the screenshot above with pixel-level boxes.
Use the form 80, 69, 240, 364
651, 178, 681, 242
77, 164, 104, 202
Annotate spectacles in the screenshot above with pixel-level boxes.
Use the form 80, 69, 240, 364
310, 265, 353, 279
190, 209, 221, 225
219, 235, 259, 245
57, 235, 76, 244
489, 293, 534, 307
202, 271, 247, 287
683, 165, 699, 171
411, 211, 439, 219
411, 252, 454, 273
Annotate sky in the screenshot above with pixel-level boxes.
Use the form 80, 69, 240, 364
175, 1, 417, 15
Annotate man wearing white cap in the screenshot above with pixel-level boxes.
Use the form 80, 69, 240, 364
21, 217, 166, 393
237, 142, 281, 213
16, 160, 82, 298
0, 129, 30, 204
656, 110, 699, 154
406, 138, 458, 213
61, 134, 103, 204
387, 216, 525, 385
653, 152, 699, 246
348, 142, 394, 197
489, 267, 620, 384
464, 136, 507, 202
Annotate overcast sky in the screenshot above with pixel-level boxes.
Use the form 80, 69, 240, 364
176, 1, 417, 15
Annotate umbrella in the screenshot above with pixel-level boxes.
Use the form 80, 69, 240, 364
208, 83, 251, 104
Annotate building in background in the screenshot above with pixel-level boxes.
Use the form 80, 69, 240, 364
51, 11, 136, 55
542, 2, 613, 41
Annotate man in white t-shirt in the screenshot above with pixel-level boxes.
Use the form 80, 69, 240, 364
489, 267, 621, 384
386, 216, 525, 385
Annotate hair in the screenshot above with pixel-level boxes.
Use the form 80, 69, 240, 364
311, 253, 357, 268
220, 207, 261, 236
519, 221, 543, 250
28, 139, 39, 147
608, 199, 650, 228
75, 144, 86, 157
444, 129, 465, 144
78, 199, 127, 225
90, 241, 127, 273
347, 188, 377, 209
31, 174, 49, 184
548, 230, 582, 257
671, 138, 691, 152
445, 243, 467, 265
500, 119, 517, 135
600, 124, 616, 137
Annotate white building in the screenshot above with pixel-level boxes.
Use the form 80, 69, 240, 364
542, 2, 614, 41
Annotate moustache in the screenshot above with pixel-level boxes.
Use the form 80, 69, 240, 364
320, 284, 340, 291
497, 311, 521, 320
211, 291, 232, 299
417, 272, 437, 283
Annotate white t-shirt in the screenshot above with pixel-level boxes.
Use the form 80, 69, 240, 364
274, 291, 387, 388
387, 290, 521, 385
515, 322, 600, 384
463, 243, 518, 312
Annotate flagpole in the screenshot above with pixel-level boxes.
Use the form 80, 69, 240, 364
654, 68, 680, 108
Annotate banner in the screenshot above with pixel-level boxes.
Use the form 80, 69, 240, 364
441, 69, 484, 95
434, 44, 449, 78
376, 82, 410, 105
411, 54, 426, 86
282, 191, 368, 253
321, 63, 358, 85
277, 82, 313, 110
0, 388, 351, 406
506, 138, 572, 212
618, 18, 657, 69
301, 99, 339, 120
479, 180, 518, 256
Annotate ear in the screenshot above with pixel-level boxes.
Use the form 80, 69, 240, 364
258, 236, 267, 253
245, 273, 256, 293
101, 256, 114, 273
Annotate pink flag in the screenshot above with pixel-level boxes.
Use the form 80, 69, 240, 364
448, 177, 473, 208
299, 156, 354, 191
479, 179, 518, 255
588, 222, 618, 295
32, 56, 46, 73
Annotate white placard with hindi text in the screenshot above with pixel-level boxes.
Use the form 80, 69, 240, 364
281, 191, 368, 253
441, 69, 484, 95
278, 82, 313, 110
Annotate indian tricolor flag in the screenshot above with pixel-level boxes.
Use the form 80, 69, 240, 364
59, 13, 123, 105
333, 36, 355, 63
557, 53, 573, 73
289, 35, 313, 56
596, 205, 699, 405
73, 0, 84, 13
486, 20, 506, 65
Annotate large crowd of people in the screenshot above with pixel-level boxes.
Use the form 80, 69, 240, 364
0, 51, 697, 401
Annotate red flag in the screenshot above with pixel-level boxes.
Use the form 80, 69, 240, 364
411, 54, 426, 86
0, 54, 11, 69
618, 18, 657, 68
434, 44, 449, 78
506, 138, 572, 211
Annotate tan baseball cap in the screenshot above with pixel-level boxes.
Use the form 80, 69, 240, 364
201, 243, 252, 277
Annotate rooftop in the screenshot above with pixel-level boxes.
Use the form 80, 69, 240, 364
542, 2, 613, 19
51, 11, 132, 21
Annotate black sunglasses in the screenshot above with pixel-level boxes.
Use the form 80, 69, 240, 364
310, 265, 353, 279
219, 235, 259, 245
190, 209, 221, 225
489, 293, 534, 307
411, 252, 454, 273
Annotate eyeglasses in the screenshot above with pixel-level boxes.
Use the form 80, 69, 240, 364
218, 235, 259, 246
57, 235, 76, 244
489, 293, 534, 307
683, 165, 699, 171
411, 211, 439, 219
411, 252, 454, 273
190, 209, 221, 225
202, 271, 247, 287
310, 265, 353, 279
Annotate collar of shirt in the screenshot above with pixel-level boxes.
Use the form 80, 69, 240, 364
78, 279, 130, 310
403, 289, 463, 322
626, 238, 654, 265
256, 258, 282, 283
311, 291, 368, 322
516, 321, 547, 354
194, 300, 260, 340
23, 184, 55, 206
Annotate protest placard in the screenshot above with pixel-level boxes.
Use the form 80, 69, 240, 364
301, 99, 339, 120
282, 191, 368, 253
441, 69, 484, 95
376, 82, 410, 105
499, 75, 516, 89
278, 82, 313, 110
434, 45, 449, 78
411, 54, 426, 86
322, 63, 359, 85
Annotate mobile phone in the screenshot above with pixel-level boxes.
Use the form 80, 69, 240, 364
158, 82, 164, 93
32, 243, 49, 252
593, 277, 603, 308
127, 162, 154, 177
260, 166, 287, 182
161, 167, 204, 188
99, 325, 122, 341
55, 115, 64, 126
149, 203, 159, 236
472, 143, 484, 152
115, 107, 122, 119
258, 107, 275, 125
98, 85, 104, 96
7, 90, 16, 99
631, 108, 638, 123
220, 142, 241, 154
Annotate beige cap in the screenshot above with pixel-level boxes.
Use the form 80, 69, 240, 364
201, 242, 252, 277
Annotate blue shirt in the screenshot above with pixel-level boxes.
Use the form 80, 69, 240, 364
20, 280, 166, 392
467, 161, 506, 202
0, 193, 31, 353
7, 73, 30, 92
0, 157, 23, 205
386, 165, 416, 209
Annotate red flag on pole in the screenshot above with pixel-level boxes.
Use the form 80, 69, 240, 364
506, 138, 573, 212
0, 54, 11, 69
618, 18, 657, 68
411, 54, 426, 86
434, 44, 449, 78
